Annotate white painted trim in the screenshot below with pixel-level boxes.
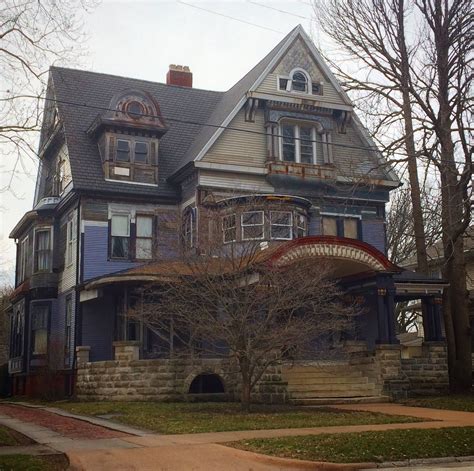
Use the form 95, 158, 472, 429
320, 212, 362, 219
195, 161, 268, 175
104, 178, 158, 187
336, 176, 400, 188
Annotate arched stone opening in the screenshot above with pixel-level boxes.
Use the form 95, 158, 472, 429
188, 373, 225, 394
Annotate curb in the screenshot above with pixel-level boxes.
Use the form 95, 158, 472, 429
1, 401, 151, 437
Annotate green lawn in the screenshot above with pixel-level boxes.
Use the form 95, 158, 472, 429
0, 426, 18, 446
0, 455, 68, 471
46, 401, 421, 434
401, 394, 474, 412
231, 427, 474, 463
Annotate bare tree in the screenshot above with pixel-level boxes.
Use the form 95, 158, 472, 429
129, 203, 360, 411
315, 0, 472, 391
1, 0, 98, 192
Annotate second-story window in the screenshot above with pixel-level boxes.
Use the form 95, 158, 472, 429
111, 214, 130, 259
281, 124, 317, 164
34, 229, 51, 272
31, 304, 49, 355
136, 215, 153, 260
322, 215, 361, 240
270, 211, 293, 240
242, 211, 264, 240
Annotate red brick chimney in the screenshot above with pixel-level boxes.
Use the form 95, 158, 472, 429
166, 65, 193, 87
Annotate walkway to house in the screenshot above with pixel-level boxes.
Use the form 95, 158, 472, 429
0, 403, 473, 470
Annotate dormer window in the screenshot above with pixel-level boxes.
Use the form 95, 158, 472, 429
134, 141, 149, 163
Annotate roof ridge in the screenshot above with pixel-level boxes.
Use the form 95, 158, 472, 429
50, 65, 224, 95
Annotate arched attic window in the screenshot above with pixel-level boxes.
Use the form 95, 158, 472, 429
291, 70, 308, 93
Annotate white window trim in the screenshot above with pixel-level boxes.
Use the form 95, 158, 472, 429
33, 226, 53, 274
270, 211, 293, 240
222, 214, 237, 244
279, 123, 317, 164
241, 210, 265, 241
135, 213, 154, 260
18, 236, 29, 282
66, 215, 77, 267
287, 68, 311, 95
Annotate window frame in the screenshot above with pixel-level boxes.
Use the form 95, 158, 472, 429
110, 213, 131, 260
116, 138, 131, 162
30, 303, 50, 356
279, 123, 317, 165
277, 69, 323, 97
66, 216, 77, 267
241, 210, 265, 241
133, 140, 149, 164
115, 138, 150, 165
270, 211, 293, 240
64, 295, 73, 366
321, 214, 362, 240
33, 227, 52, 273
295, 213, 307, 239
222, 214, 237, 244
135, 213, 154, 260
18, 236, 29, 283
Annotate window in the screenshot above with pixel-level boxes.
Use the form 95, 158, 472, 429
11, 305, 24, 358
116, 139, 130, 162
222, 214, 236, 243
111, 214, 130, 259
322, 215, 361, 239
280, 124, 316, 164
183, 209, 194, 249
65, 296, 72, 365
18, 236, 29, 282
282, 125, 296, 162
34, 229, 51, 272
134, 141, 149, 163
270, 211, 293, 240
278, 77, 289, 90
295, 213, 307, 238
136, 215, 153, 259
31, 304, 49, 355
292, 71, 308, 92
66, 217, 77, 266
127, 100, 144, 119
242, 211, 264, 240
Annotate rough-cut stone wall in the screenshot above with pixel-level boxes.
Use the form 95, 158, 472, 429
401, 342, 449, 395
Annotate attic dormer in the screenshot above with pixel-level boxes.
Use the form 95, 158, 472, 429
87, 89, 168, 185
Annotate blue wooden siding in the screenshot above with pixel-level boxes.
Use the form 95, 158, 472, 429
81, 296, 115, 361
82, 225, 139, 281
362, 219, 386, 254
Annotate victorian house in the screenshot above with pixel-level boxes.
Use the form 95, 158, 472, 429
9, 26, 448, 400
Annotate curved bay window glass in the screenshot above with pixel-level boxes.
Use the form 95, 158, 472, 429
241, 211, 264, 240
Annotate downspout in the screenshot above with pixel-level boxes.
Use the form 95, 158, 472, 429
71, 196, 82, 396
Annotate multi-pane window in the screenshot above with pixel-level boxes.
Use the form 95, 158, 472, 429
282, 125, 296, 162
65, 296, 72, 365
66, 217, 77, 266
223, 214, 236, 243
18, 236, 29, 282
292, 71, 308, 92
34, 229, 51, 272
270, 211, 293, 240
31, 304, 49, 355
111, 214, 130, 259
241, 211, 264, 240
281, 124, 317, 164
116, 139, 130, 162
322, 216, 361, 240
295, 213, 307, 238
134, 141, 149, 163
136, 215, 153, 259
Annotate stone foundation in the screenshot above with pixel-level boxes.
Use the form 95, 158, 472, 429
75, 341, 449, 402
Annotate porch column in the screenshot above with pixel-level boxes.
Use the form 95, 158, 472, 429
422, 297, 444, 341
376, 276, 398, 344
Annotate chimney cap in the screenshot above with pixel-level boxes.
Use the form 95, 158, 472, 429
169, 64, 191, 72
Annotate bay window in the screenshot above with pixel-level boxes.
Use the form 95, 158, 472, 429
136, 215, 153, 260
111, 214, 130, 259
270, 211, 293, 240
34, 229, 52, 272
241, 211, 264, 240
31, 304, 49, 355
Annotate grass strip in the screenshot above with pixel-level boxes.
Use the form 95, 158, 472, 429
401, 394, 474, 413
231, 427, 474, 463
42, 401, 421, 434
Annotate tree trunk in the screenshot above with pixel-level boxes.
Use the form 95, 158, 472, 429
397, 0, 429, 275
239, 357, 252, 412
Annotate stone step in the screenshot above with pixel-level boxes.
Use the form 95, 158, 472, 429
287, 382, 375, 393
281, 370, 364, 379
289, 387, 378, 399
291, 395, 391, 406
282, 372, 368, 384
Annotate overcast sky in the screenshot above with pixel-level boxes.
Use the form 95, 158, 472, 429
0, 0, 319, 283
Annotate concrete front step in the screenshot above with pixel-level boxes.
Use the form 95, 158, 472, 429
291, 395, 390, 406
287, 382, 375, 393
283, 375, 369, 385
289, 388, 378, 399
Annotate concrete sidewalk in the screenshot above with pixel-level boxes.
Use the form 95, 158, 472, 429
1, 402, 473, 470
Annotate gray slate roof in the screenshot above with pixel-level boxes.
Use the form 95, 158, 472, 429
50, 67, 223, 200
